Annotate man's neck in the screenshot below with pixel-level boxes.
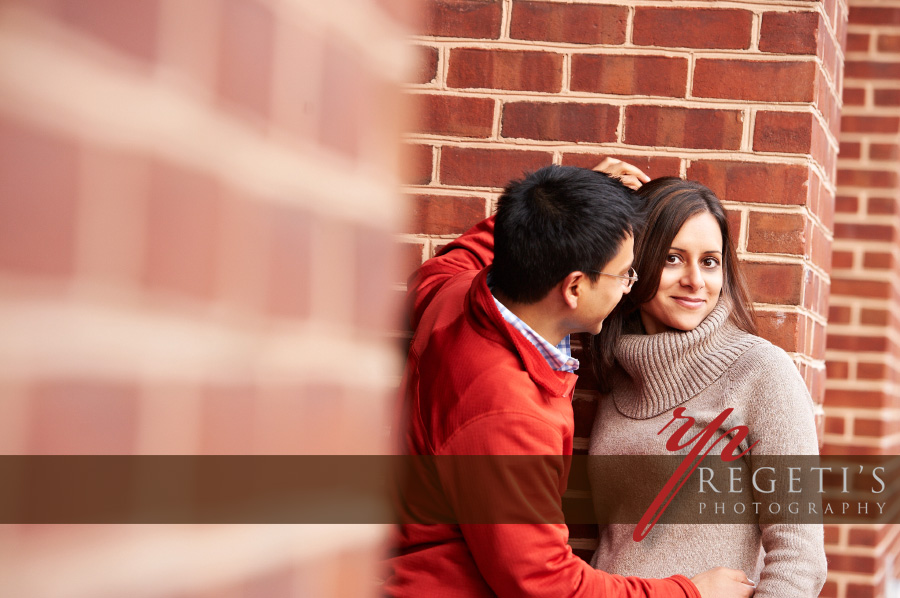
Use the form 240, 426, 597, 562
492, 289, 567, 346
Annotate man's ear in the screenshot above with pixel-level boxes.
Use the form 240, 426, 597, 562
560, 271, 586, 310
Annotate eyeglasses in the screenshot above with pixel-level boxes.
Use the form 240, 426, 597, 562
590, 267, 639, 290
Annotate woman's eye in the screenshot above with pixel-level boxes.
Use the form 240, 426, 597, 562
665, 254, 682, 265
702, 257, 721, 268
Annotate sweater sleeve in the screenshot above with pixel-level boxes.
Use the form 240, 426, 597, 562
439, 413, 699, 598
407, 216, 495, 331
735, 344, 828, 597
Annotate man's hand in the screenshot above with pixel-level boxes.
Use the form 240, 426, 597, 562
593, 157, 651, 190
690, 567, 755, 598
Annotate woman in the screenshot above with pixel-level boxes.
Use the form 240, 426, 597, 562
588, 177, 827, 596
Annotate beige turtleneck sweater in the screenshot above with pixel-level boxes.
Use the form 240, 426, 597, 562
588, 302, 827, 597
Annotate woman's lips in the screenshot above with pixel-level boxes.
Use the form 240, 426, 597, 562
672, 296, 705, 309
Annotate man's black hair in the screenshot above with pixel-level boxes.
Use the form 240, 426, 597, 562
492, 165, 635, 304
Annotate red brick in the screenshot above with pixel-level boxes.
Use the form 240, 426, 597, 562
849, 7, 900, 26
811, 225, 831, 272
570, 55, 688, 97
431, 240, 452, 257
825, 361, 848, 380
743, 262, 804, 304
319, 41, 368, 161
845, 61, 900, 80
440, 146, 553, 188
623, 105, 742, 150
823, 524, 841, 545
200, 384, 256, 454
413, 94, 495, 138
422, 0, 502, 39
725, 209, 742, 241
510, 2, 627, 45
839, 141, 861, 159
874, 89, 900, 107
759, 11, 819, 55
143, 161, 220, 299
217, 0, 274, 119
402, 143, 434, 186
215, 190, 271, 312
354, 225, 404, 332
861, 308, 889, 326
828, 333, 889, 352
0, 118, 79, 277
835, 196, 859, 213
830, 252, 853, 271
753, 111, 813, 154
845, 33, 870, 52
837, 169, 898, 189
633, 8, 752, 50
413, 45, 439, 84
842, 87, 866, 106
849, 527, 880, 546
879, 34, 900, 53
834, 223, 895, 242
746, 212, 806, 255
447, 48, 563, 92
561, 154, 681, 180
819, 22, 839, 84
686, 161, 809, 206
830, 278, 892, 300
842, 115, 900, 134
810, 121, 832, 178
406, 194, 485, 234
846, 583, 878, 598
868, 196, 897, 215
819, 580, 838, 598
871, 144, 900, 161
831, 553, 880, 574
693, 59, 816, 102
29, 380, 139, 454
755, 311, 802, 352
863, 251, 893, 269
502, 102, 619, 143
266, 205, 312, 318
857, 363, 889, 381
824, 389, 889, 409
53, 0, 160, 61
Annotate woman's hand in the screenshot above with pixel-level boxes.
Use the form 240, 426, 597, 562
593, 157, 651, 190
691, 567, 756, 598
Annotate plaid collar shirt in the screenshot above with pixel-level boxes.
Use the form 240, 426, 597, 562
491, 295, 580, 374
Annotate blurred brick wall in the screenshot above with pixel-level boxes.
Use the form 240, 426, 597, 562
0, 0, 411, 596
400, 0, 844, 563
824, 1, 900, 596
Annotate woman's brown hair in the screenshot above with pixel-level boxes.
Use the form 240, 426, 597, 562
591, 177, 757, 392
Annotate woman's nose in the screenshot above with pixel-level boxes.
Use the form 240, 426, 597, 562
681, 264, 705, 290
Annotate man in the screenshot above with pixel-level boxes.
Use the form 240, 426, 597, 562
385, 164, 754, 598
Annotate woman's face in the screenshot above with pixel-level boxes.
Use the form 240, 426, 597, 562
640, 212, 724, 335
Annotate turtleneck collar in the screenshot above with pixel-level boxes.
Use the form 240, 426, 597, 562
611, 300, 763, 419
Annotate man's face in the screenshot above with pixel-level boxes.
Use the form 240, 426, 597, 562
578, 234, 634, 335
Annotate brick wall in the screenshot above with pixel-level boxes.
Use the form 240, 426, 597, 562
0, 0, 410, 596
402, 0, 844, 563
824, 1, 900, 596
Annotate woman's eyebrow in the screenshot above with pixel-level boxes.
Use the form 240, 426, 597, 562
669, 246, 722, 255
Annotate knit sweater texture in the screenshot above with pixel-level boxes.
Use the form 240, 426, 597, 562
588, 302, 827, 597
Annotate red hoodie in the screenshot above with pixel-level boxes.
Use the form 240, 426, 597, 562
384, 217, 699, 598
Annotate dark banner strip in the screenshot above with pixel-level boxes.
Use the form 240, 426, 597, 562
0, 455, 896, 524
